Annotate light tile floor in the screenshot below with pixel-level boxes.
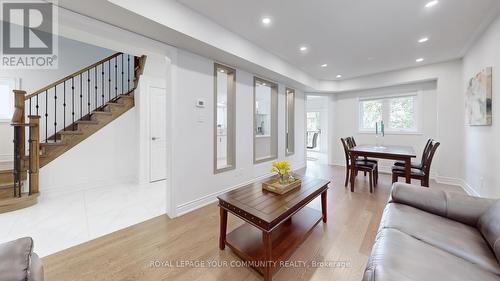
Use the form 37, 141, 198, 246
0, 180, 166, 257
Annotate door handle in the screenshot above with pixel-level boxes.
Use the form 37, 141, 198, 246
152, 137, 158, 141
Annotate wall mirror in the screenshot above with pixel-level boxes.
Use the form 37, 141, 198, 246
285, 88, 295, 155
254, 77, 278, 163
214, 63, 236, 173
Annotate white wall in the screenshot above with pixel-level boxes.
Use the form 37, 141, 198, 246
319, 60, 464, 183
0, 36, 114, 161
463, 14, 500, 198
39, 109, 138, 194
330, 82, 438, 172
171, 49, 306, 215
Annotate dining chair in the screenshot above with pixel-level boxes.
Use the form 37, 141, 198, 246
393, 138, 433, 170
341, 138, 378, 193
307, 132, 319, 149
346, 137, 379, 180
350, 136, 378, 164
391, 140, 440, 187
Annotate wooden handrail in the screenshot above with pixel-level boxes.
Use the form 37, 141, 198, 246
25, 52, 123, 100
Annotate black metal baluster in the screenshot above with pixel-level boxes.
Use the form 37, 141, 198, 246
28, 126, 32, 195
87, 70, 91, 117
80, 75, 83, 119
121, 54, 124, 95
115, 57, 118, 98
101, 64, 104, 106
72, 77, 75, 130
94, 67, 98, 110
36, 94, 39, 116
13, 127, 19, 197
54, 85, 57, 140
127, 55, 130, 92
108, 61, 111, 102
63, 81, 66, 131
45, 90, 48, 143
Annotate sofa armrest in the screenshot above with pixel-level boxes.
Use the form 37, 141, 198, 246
389, 183, 496, 226
28, 252, 44, 281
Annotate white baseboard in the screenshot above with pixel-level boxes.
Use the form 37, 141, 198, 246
175, 163, 307, 217
434, 176, 480, 197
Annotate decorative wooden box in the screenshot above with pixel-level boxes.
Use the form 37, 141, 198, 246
262, 176, 301, 195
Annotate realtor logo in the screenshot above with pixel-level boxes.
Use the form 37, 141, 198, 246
1, 0, 58, 69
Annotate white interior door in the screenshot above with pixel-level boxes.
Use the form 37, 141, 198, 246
149, 85, 167, 182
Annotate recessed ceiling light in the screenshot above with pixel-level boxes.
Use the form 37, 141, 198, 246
219, 69, 225, 73
425, 0, 438, 8
321, 64, 328, 67
262, 83, 266, 86
418, 37, 429, 43
336, 74, 342, 78
261, 17, 271, 25
299, 46, 308, 52
416, 58, 424, 62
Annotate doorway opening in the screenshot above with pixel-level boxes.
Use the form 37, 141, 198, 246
306, 95, 328, 165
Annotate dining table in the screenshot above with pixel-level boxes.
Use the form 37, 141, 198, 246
349, 144, 416, 189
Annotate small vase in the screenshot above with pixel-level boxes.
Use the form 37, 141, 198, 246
279, 175, 286, 185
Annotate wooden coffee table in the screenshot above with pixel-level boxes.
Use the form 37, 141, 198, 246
218, 175, 330, 281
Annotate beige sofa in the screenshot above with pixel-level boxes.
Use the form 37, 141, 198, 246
363, 183, 500, 281
0, 237, 43, 281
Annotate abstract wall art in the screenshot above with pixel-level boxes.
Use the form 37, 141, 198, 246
466, 67, 492, 126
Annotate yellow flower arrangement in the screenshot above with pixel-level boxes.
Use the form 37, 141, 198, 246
271, 160, 291, 185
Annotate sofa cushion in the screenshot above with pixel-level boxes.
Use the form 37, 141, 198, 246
0, 237, 34, 281
478, 201, 500, 264
380, 203, 500, 275
363, 228, 500, 281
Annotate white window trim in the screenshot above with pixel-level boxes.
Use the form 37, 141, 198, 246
358, 91, 423, 135
0, 77, 20, 123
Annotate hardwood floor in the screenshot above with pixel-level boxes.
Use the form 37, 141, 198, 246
42, 163, 464, 281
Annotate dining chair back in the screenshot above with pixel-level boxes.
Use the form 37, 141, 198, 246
421, 140, 440, 178
307, 132, 319, 149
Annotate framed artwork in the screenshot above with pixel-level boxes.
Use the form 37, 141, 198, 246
466, 67, 492, 126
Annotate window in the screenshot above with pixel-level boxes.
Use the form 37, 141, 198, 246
285, 88, 295, 155
254, 77, 278, 163
359, 94, 419, 133
0, 78, 18, 121
214, 64, 236, 173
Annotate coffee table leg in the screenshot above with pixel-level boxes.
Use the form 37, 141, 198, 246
219, 207, 227, 250
263, 231, 273, 281
321, 190, 327, 223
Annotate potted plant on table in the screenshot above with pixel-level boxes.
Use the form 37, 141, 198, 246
271, 160, 292, 185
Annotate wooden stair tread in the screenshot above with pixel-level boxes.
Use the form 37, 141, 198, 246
0, 169, 13, 174
58, 130, 83, 135
92, 111, 112, 116
106, 102, 125, 107
0, 193, 39, 214
118, 95, 134, 99
40, 141, 65, 147
0, 183, 14, 189
75, 120, 99, 124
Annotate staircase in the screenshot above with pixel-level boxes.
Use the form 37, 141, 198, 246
0, 52, 147, 213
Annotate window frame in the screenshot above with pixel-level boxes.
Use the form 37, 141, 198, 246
253, 76, 278, 164
358, 92, 422, 135
213, 63, 236, 174
285, 87, 295, 156
0, 77, 19, 122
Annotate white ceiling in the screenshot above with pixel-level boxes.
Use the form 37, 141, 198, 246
176, 0, 500, 80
